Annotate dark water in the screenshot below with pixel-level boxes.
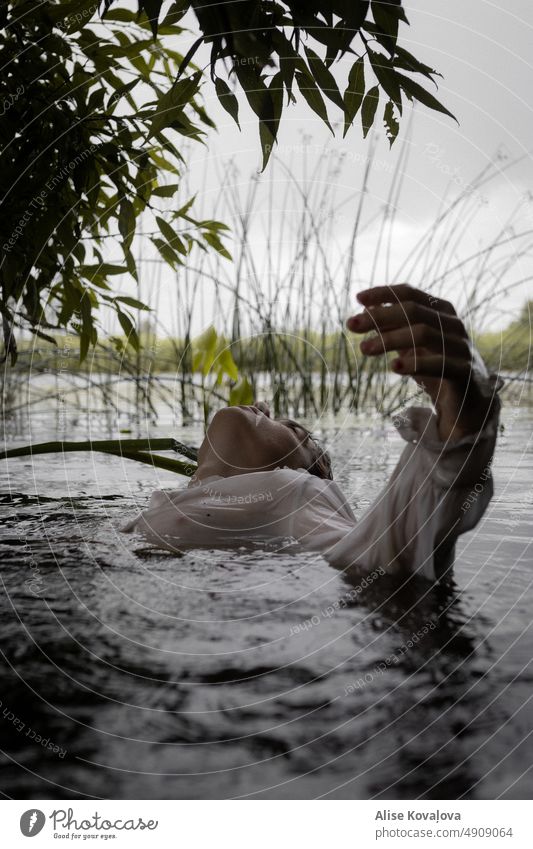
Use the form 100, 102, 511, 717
1, 408, 532, 800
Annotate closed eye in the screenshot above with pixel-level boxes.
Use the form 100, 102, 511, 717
281, 420, 310, 440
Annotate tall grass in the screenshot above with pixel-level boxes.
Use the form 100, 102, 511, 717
2, 136, 532, 436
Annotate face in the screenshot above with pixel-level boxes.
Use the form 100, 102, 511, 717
195, 403, 317, 479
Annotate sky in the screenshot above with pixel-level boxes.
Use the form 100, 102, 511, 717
114, 0, 533, 338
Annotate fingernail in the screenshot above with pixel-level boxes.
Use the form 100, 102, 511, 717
347, 316, 360, 330
393, 358, 403, 371
360, 339, 373, 354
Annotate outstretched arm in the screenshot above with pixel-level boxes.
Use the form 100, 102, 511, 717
324, 285, 502, 582
347, 283, 498, 442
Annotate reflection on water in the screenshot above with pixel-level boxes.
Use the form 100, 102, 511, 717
0, 408, 532, 799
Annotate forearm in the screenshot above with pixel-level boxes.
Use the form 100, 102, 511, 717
431, 346, 501, 442
435, 382, 497, 442
325, 398, 501, 581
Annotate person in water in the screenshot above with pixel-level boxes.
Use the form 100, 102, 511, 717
123, 284, 501, 582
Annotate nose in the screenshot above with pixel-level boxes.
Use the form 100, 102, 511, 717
253, 401, 271, 417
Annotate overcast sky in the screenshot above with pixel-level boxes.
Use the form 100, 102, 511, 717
122, 0, 533, 337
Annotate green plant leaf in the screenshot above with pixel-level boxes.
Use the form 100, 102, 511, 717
383, 99, 399, 146
192, 325, 218, 375
147, 71, 202, 139
114, 296, 150, 311
304, 45, 344, 109
123, 246, 138, 281
229, 376, 254, 406
108, 78, 140, 111
396, 73, 457, 121
151, 237, 181, 268
361, 85, 380, 137
117, 308, 140, 351
174, 195, 197, 219
215, 346, 239, 382
118, 199, 136, 248
156, 215, 187, 253
370, 0, 407, 54
139, 0, 161, 37
259, 72, 284, 171
203, 231, 232, 260
152, 183, 180, 198
79, 264, 127, 280
295, 70, 333, 132
393, 45, 441, 79
53, 0, 99, 33
343, 56, 365, 137
215, 77, 240, 128
368, 49, 402, 113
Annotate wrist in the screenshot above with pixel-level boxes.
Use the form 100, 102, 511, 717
435, 380, 496, 442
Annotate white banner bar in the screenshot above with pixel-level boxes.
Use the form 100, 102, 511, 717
2, 799, 531, 848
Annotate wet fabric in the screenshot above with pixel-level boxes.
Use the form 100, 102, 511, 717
122, 400, 500, 582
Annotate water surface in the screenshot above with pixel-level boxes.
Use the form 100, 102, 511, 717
1, 408, 532, 799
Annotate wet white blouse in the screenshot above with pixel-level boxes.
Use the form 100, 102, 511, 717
122, 401, 500, 582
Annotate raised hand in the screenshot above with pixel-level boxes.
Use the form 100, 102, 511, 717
347, 284, 496, 441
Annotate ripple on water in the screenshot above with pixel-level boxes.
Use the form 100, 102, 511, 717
1, 410, 532, 798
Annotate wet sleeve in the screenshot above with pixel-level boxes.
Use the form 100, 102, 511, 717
324, 387, 501, 582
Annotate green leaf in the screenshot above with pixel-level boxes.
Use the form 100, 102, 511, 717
151, 237, 181, 268
148, 151, 180, 174
215, 77, 240, 128
174, 195, 196, 219
118, 199, 136, 249
229, 376, 254, 406
371, 0, 405, 54
148, 71, 202, 139
396, 73, 457, 122
101, 8, 136, 23
203, 231, 232, 261
361, 85, 380, 137
114, 296, 150, 311
295, 70, 333, 132
156, 215, 186, 253
368, 49, 402, 114
383, 100, 399, 146
123, 246, 138, 281
78, 289, 94, 362
78, 264, 127, 281
192, 325, 218, 375
160, 1, 190, 28
215, 347, 239, 382
393, 45, 441, 80
52, 0, 98, 33
304, 46, 344, 109
233, 66, 267, 118
259, 72, 284, 171
343, 57, 365, 137
117, 308, 140, 351
139, 0, 161, 38
151, 183, 180, 198
79, 331, 90, 363
108, 79, 140, 111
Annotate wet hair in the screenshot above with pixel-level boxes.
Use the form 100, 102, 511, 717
307, 438, 333, 480
278, 419, 333, 481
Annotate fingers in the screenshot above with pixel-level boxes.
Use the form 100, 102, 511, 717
359, 323, 471, 359
346, 287, 472, 392
392, 353, 471, 382
356, 284, 457, 316
347, 301, 466, 337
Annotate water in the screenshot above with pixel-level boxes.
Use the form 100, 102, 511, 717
1, 407, 532, 799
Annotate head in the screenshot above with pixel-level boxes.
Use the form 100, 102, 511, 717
194, 402, 332, 481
